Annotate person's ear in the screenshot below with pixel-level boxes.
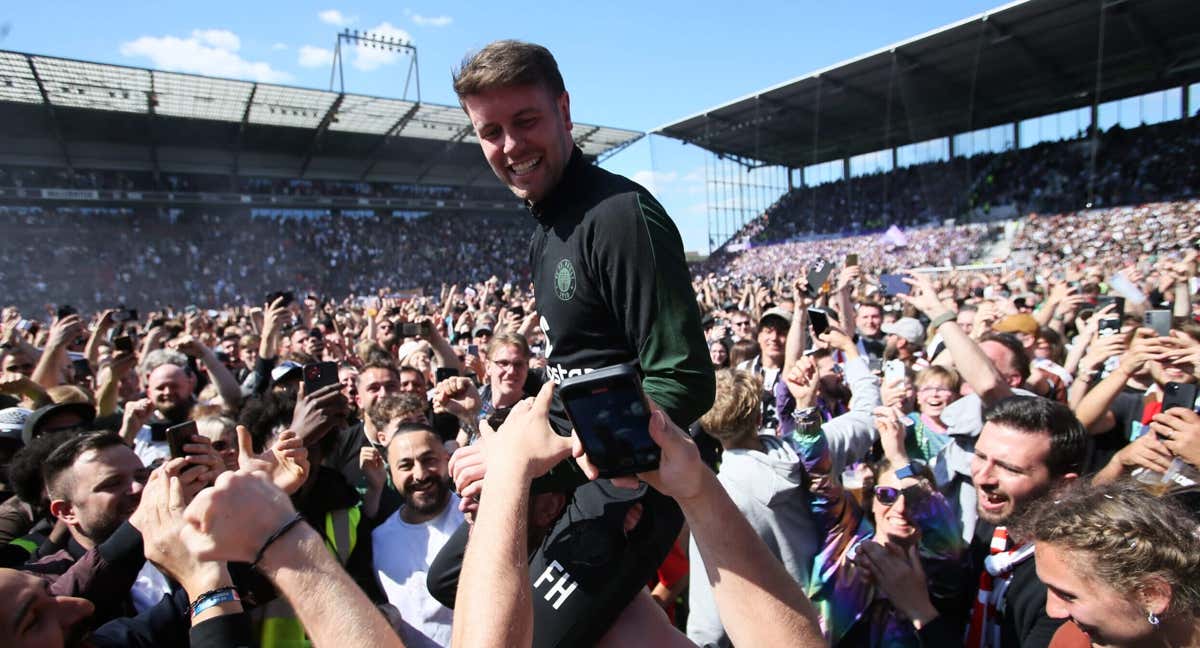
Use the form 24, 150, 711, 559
49, 498, 77, 526
1137, 576, 1173, 618
557, 91, 573, 133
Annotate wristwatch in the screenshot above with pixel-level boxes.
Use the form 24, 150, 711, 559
894, 461, 926, 480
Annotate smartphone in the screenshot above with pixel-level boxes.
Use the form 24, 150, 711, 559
1145, 310, 1172, 337
401, 321, 431, 337
389, 306, 403, 317
1098, 317, 1122, 337
166, 420, 198, 460
845, 253, 859, 267
1162, 382, 1198, 414
808, 307, 830, 336
16, 319, 33, 333
266, 291, 295, 308
435, 367, 459, 383
884, 360, 907, 383
559, 364, 658, 478
114, 308, 138, 323
302, 361, 339, 394
113, 336, 134, 354
57, 305, 77, 319
880, 273, 912, 296
1095, 295, 1125, 320
806, 259, 834, 298
467, 344, 479, 356
71, 358, 92, 379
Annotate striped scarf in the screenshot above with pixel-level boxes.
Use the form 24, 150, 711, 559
966, 526, 1035, 648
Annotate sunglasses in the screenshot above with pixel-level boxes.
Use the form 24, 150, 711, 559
873, 484, 930, 507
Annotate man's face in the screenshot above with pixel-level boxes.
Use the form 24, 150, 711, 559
1035, 542, 1153, 647
971, 422, 1059, 526
398, 368, 426, 395
856, 306, 883, 336
356, 367, 401, 413
57, 445, 148, 545
956, 309, 976, 331
980, 340, 1022, 388
238, 344, 258, 370
462, 83, 575, 204
387, 431, 450, 520
487, 344, 529, 407
218, 338, 239, 359
729, 315, 755, 341
376, 320, 398, 346
885, 335, 913, 360
147, 364, 194, 421
290, 329, 324, 357
338, 367, 360, 413
2, 350, 34, 377
0, 569, 94, 648
757, 321, 787, 363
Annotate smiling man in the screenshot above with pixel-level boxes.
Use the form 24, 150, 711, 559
448, 40, 714, 646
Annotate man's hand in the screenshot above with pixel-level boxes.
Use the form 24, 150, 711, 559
290, 383, 350, 447
1150, 407, 1200, 467
448, 438, 488, 513
900, 274, 952, 321
816, 325, 854, 354
1116, 329, 1175, 377
1111, 432, 1174, 475
835, 265, 862, 293
120, 397, 155, 440
487, 382, 572, 479
0, 372, 41, 396
1077, 332, 1126, 373
782, 356, 820, 410
169, 334, 209, 359
131, 460, 228, 594
432, 376, 481, 420
262, 296, 291, 337
235, 425, 310, 494
46, 314, 85, 350
359, 446, 386, 493
182, 470, 298, 564
621, 407, 707, 503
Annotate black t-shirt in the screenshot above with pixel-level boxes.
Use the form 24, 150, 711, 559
1091, 387, 1145, 471
427, 481, 683, 648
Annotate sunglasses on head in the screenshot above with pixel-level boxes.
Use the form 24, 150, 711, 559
873, 484, 929, 507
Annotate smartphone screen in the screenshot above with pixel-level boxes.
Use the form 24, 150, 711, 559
561, 368, 658, 477
303, 361, 339, 394
880, 274, 912, 296
113, 336, 134, 353
166, 420, 198, 460
845, 253, 859, 267
808, 307, 830, 336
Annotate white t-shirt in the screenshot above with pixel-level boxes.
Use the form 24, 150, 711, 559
372, 492, 464, 648
133, 425, 170, 467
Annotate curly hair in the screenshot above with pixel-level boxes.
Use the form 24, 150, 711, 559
698, 369, 762, 447
1021, 480, 1200, 615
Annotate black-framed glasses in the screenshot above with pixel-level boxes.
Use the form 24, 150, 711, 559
873, 485, 929, 507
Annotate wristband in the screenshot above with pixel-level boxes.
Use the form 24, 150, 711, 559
190, 587, 239, 616
894, 461, 925, 480
929, 312, 957, 331
251, 512, 305, 569
791, 406, 820, 426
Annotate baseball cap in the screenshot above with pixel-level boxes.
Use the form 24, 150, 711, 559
993, 314, 1039, 335
472, 324, 493, 338
759, 307, 793, 329
0, 407, 31, 445
22, 402, 96, 445
270, 361, 302, 384
881, 317, 926, 345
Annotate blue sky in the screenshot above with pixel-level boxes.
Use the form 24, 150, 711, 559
0, 0, 1004, 252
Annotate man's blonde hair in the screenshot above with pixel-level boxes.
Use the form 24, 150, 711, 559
698, 369, 762, 447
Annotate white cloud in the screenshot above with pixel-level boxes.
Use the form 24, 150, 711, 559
119, 29, 291, 83
318, 9, 356, 26
351, 22, 412, 71
298, 45, 334, 68
411, 13, 452, 27
271, 42, 289, 51
632, 170, 677, 195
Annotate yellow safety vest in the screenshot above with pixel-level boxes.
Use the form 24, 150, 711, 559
257, 507, 362, 648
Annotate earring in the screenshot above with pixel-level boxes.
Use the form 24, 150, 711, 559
1147, 611, 1160, 626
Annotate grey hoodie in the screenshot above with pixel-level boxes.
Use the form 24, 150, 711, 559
686, 435, 819, 647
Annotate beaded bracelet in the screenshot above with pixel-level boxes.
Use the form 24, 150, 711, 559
251, 512, 306, 569
190, 586, 239, 616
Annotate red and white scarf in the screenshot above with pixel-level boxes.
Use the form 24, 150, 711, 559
966, 526, 1036, 648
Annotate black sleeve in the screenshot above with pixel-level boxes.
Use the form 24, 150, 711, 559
1011, 561, 1065, 648
190, 613, 254, 648
917, 614, 962, 648
592, 192, 715, 427
88, 589, 192, 648
427, 481, 684, 648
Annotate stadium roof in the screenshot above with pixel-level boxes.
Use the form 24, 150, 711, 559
654, 0, 1200, 168
0, 50, 642, 186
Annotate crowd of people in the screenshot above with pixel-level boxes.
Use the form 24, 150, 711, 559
2, 38, 1200, 648
0, 165, 516, 203
730, 115, 1200, 248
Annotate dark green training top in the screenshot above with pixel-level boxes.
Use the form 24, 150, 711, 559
529, 147, 716, 429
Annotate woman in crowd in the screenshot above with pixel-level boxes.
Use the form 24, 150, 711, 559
785, 363, 967, 647
1024, 480, 1200, 647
